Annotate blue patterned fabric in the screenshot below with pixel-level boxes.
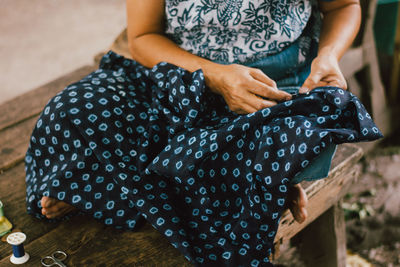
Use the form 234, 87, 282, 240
25, 51, 382, 266
165, 0, 332, 64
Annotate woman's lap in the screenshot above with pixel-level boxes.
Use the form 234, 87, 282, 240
25, 66, 147, 229
25, 51, 382, 266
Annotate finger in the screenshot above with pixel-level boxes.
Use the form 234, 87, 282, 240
41, 196, 50, 208
249, 70, 292, 101
287, 184, 308, 223
299, 207, 308, 223
289, 201, 302, 223
299, 71, 324, 93
295, 184, 308, 207
41, 196, 57, 208
325, 78, 347, 90
248, 79, 291, 101
289, 201, 307, 223
43, 204, 60, 215
245, 93, 277, 111
44, 205, 67, 218
250, 68, 277, 88
234, 104, 257, 115
42, 208, 54, 217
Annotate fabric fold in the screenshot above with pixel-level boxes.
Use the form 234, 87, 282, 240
25, 51, 382, 267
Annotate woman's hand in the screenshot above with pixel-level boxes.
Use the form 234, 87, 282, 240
299, 0, 361, 93
299, 53, 347, 93
203, 63, 292, 114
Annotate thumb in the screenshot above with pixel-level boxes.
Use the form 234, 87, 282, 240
299, 71, 323, 94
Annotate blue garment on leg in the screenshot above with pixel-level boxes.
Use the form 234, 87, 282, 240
244, 38, 337, 184
25, 51, 382, 266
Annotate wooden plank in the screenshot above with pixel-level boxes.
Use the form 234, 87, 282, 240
273, 144, 363, 246
296, 202, 347, 267
0, 65, 95, 132
0, 215, 105, 267
68, 223, 191, 267
0, 165, 189, 266
0, 167, 190, 266
0, 166, 189, 266
0, 116, 37, 173
0, 217, 190, 267
0, 163, 58, 260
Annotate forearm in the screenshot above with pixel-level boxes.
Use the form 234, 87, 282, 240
126, 0, 289, 114
129, 33, 226, 95
126, 0, 219, 81
300, 1, 360, 91
318, 1, 361, 60
128, 32, 290, 111
129, 33, 218, 73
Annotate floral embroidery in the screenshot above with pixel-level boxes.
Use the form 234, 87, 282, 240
165, 0, 320, 63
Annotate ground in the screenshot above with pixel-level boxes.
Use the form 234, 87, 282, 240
345, 142, 400, 266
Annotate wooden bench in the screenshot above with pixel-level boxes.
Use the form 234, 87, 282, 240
339, 0, 392, 137
0, 65, 363, 266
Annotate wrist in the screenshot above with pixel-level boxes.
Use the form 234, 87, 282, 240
197, 59, 222, 94
317, 46, 341, 61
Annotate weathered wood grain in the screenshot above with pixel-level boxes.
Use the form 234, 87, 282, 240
0, 164, 190, 266
0, 215, 105, 267
0, 65, 95, 132
296, 202, 347, 267
273, 144, 363, 246
0, 163, 59, 261
0, 65, 96, 173
68, 223, 191, 267
0, 116, 37, 172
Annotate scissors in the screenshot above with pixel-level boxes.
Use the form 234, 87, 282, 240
41, 250, 68, 267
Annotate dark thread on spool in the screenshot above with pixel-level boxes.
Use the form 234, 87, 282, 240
7, 232, 30, 264
12, 243, 25, 258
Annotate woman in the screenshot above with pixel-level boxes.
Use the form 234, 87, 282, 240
124, 0, 361, 224
26, 0, 381, 266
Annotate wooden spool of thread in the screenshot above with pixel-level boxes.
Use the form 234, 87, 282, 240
6, 232, 30, 264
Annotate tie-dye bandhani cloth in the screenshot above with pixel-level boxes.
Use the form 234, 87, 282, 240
25, 51, 382, 266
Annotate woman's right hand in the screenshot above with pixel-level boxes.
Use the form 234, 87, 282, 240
127, 0, 291, 114
203, 63, 292, 114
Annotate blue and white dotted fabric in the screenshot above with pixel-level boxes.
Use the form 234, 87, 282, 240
25, 51, 382, 266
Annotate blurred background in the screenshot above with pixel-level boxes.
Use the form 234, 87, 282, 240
0, 0, 125, 105
0, 0, 399, 266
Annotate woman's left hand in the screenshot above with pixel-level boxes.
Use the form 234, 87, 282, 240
299, 53, 347, 93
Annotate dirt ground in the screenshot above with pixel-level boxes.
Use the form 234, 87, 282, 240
345, 146, 400, 266
275, 129, 400, 267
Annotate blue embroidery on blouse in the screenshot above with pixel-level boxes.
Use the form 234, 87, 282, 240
165, 0, 325, 64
